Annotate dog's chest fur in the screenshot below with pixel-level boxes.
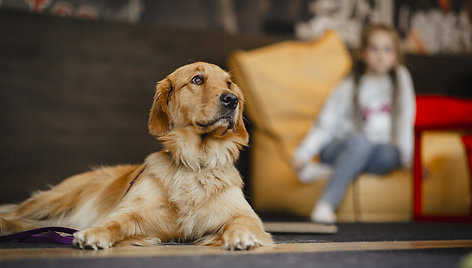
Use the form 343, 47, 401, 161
145, 151, 242, 239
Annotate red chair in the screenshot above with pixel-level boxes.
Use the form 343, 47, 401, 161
414, 95, 472, 221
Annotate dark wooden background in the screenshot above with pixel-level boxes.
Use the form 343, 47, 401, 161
0, 10, 470, 205
0, 10, 286, 204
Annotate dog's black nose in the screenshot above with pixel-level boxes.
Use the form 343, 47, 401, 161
220, 93, 238, 110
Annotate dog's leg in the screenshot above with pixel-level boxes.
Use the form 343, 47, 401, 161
72, 212, 143, 250
73, 169, 173, 250
213, 215, 274, 250
72, 199, 171, 250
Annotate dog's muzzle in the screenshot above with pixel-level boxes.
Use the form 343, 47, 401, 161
196, 93, 238, 132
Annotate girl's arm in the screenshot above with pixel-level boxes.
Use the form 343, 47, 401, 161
293, 78, 353, 166
395, 65, 416, 168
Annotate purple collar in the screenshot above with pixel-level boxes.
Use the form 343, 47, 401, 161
124, 166, 145, 196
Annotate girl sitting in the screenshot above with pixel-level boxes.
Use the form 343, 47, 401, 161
293, 24, 416, 224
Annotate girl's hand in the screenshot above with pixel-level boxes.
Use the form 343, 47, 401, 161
292, 158, 307, 174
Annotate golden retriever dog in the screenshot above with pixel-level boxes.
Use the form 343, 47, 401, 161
0, 62, 273, 250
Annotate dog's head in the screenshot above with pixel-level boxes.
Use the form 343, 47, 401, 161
149, 62, 248, 144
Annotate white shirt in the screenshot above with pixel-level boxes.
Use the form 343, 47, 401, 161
294, 65, 416, 168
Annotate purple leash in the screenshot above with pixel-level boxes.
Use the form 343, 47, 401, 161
0, 226, 78, 245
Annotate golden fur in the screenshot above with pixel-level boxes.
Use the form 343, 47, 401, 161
0, 62, 273, 250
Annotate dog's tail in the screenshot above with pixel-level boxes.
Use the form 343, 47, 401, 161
0, 204, 19, 216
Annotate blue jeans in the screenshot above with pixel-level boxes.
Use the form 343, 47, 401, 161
319, 133, 400, 207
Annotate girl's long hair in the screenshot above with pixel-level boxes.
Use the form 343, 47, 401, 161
352, 24, 403, 131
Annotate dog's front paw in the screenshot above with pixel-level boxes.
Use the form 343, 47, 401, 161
221, 228, 263, 250
73, 228, 113, 250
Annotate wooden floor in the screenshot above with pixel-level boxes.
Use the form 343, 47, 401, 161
1, 240, 472, 261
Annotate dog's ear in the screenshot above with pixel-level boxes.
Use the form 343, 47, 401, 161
149, 77, 173, 137
234, 88, 249, 146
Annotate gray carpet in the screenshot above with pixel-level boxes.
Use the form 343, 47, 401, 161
273, 222, 472, 243
2, 223, 472, 268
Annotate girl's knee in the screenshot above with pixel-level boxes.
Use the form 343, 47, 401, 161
367, 145, 400, 174
378, 146, 400, 164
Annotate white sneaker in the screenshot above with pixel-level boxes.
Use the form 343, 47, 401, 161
298, 163, 332, 184
310, 201, 337, 224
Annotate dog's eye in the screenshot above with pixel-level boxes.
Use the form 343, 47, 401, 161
227, 81, 232, 89
191, 75, 204, 85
